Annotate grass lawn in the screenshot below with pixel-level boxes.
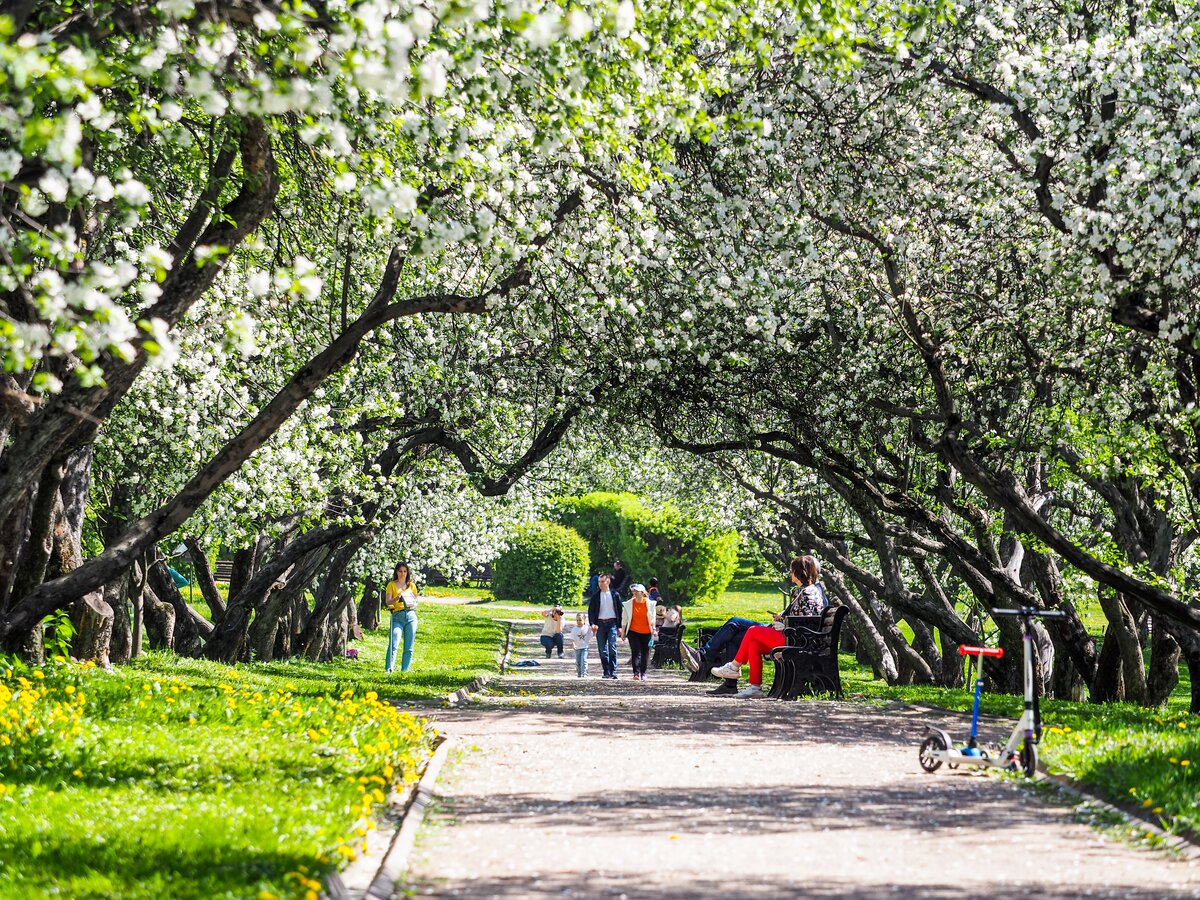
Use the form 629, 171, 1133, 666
0, 605, 504, 899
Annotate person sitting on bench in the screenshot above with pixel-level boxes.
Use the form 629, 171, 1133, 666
709, 555, 830, 699
681, 615, 766, 695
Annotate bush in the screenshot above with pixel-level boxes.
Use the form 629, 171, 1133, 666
492, 522, 590, 605
552, 493, 740, 605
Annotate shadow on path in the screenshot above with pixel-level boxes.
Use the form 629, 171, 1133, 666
401, 630, 1200, 899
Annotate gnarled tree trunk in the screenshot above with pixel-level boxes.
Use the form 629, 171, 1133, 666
1147, 615, 1181, 707
72, 593, 114, 669
185, 536, 226, 623
1097, 589, 1148, 706
358, 577, 380, 631
148, 556, 205, 657
105, 569, 134, 665
143, 585, 176, 652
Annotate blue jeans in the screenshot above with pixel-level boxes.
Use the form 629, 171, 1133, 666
595, 620, 619, 677
540, 633, 564, 657
574, 646, 588, 676
385, 610, 418, 672
702, 617, 763, 664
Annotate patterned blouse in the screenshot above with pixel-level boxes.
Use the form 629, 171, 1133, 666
785, 583, 830, 617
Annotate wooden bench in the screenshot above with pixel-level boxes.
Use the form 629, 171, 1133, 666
767, 605, 848, 699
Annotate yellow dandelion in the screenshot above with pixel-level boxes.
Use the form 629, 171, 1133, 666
1154, 807, 1164, 814
1143, 799, 1153, 808
72, 769, 83, 778
1182, 760, 1191, 767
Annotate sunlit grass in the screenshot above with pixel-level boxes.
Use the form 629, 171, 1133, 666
0, 604, 503, 899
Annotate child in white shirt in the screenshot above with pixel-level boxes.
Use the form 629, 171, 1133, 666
567, 613, 592, 677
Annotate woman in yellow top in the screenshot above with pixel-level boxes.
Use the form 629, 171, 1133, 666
619, 583, 657, 681
384, 562, 420, 673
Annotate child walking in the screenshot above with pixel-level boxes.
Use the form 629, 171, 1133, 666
568, 612, 592, 677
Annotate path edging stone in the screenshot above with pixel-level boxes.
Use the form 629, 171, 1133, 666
362, 735, 455, 899
444, 674, 492, 706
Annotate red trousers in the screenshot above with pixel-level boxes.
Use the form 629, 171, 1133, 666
734, 625, 786, 686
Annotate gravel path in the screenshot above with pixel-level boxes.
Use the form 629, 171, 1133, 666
403, 631, 1200, 898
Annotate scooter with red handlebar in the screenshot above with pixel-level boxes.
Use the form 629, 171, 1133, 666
918, 607, 1066, 777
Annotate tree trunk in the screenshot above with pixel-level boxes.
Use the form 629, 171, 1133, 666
825, 569, 898, 683
185, 536, 226, 622
866, 587, 933, 683
906, 616, 943, 682
228, 544, 257, 600
937, 624, 964, 688
1163, 620, 1200, 714
277, 592, 311, 659
71, 593, 114, 669
206, 524, 357, 662
358, 577, 380, 631
6, 463, 63, 613
0, 486, 36, 614
1097, 590, 1148, 705
143, 586, 176, 652
299, 540, 363, 655
1090, 624, 1125, 703
1050, 653, 1086, 702
105, 569, 133, 665
47, 446, 91, 579
246, 583, 290, 662
1147, 615, 1181, 707
148, 556, 205, 657
130, 560, 147, 658
307, 585, 357, 662
247, 542, 331, 660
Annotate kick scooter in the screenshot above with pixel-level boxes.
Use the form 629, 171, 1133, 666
918, 607, 1066, 777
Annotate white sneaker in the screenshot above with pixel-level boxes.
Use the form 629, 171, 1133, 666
709, 660, 742, 679
735, 684, 765, 699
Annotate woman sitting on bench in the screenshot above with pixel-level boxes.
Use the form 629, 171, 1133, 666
709, 555, 830, 699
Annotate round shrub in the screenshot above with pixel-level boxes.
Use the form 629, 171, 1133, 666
552, 492, 740, 605
492, 522, 590, 606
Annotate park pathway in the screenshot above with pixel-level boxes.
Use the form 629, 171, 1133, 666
402, 630, 1200, 898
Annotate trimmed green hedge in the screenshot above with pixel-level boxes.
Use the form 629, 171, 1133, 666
552, 492, 740, 605
492, 521, 590, 606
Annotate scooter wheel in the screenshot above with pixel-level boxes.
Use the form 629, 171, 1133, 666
919, 734, 946, 772
1020, 739, 1038, 777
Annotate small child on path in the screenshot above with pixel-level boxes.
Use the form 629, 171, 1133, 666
568, 613, 591, 677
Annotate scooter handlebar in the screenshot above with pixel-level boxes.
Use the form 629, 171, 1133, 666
992, 607, 1068, 619
958, 645, 1004, 658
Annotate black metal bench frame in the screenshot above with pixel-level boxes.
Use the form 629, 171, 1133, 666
651, 624, 685, 668
687, 625, 734, 682
766, 605, 848, 699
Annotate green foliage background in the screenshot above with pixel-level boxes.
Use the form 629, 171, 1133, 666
492, 522, 590, 606
552, 492, 739, 604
